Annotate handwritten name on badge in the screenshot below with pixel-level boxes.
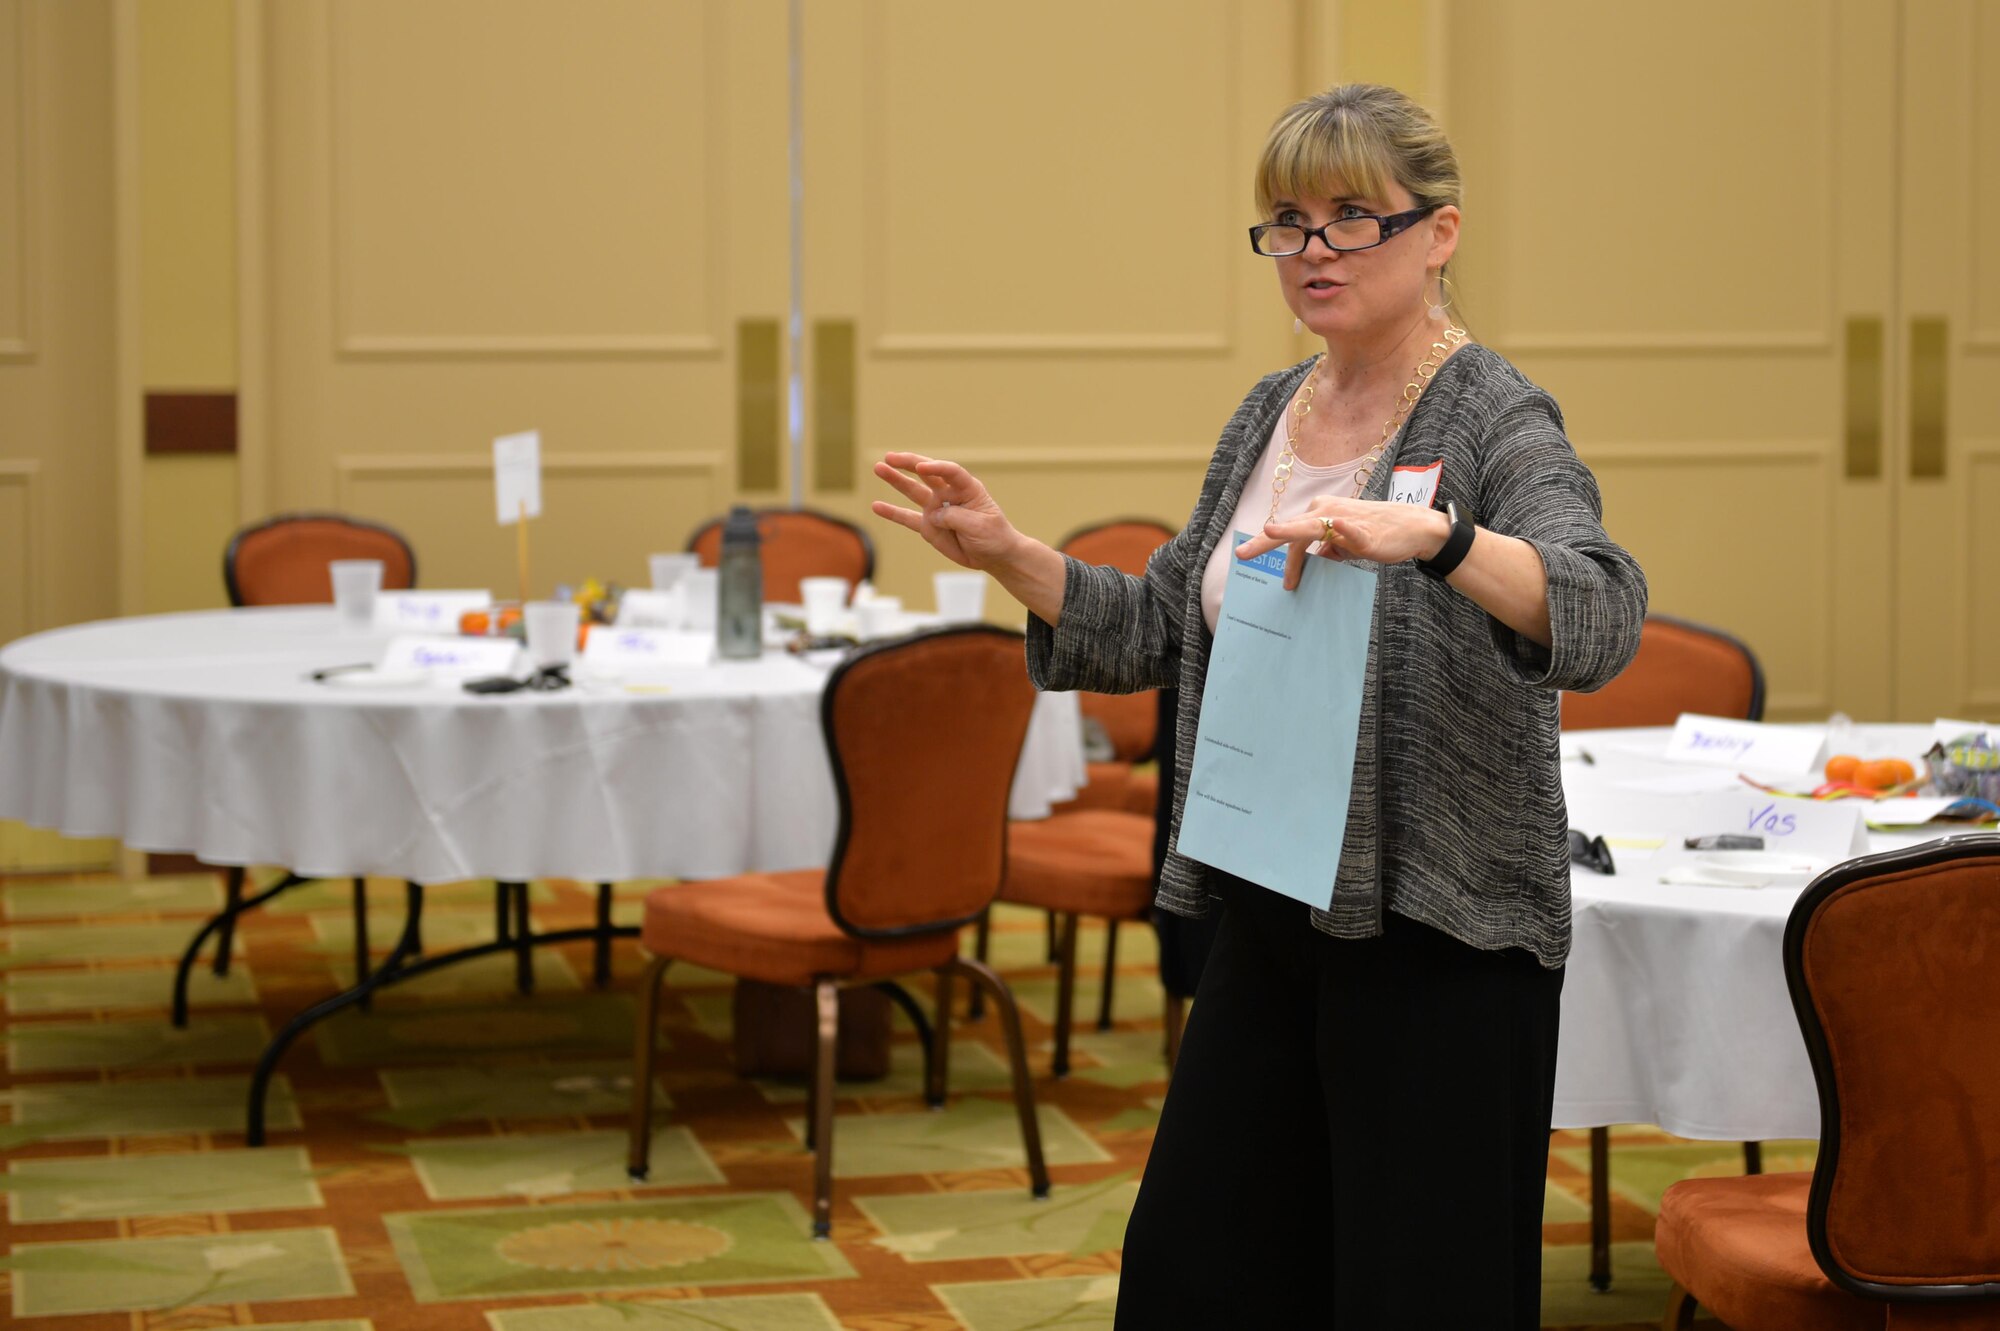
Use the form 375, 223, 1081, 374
582, 627, 711, 671
378, 634, 521, 679
1687, 790, 1868, 860
1388, 461, 1442, 507
373, 591, 493, 632
1664, 714, 1827, 773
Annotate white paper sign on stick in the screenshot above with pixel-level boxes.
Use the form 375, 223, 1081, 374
495, 430, 543, 525
373, 591, 493, 633
1684, 790, 1869, 859
1663, 714, 1827, 773
378, 634, 521, 679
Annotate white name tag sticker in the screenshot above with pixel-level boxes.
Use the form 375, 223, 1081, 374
615, 589, 684, 629
1686, 790, 1868, 859
1387, 461, 1442, 508
1663, 713, 1826, 773
373, 591, 492, 633
583, 626, 712, 671
379, 634, 521, 678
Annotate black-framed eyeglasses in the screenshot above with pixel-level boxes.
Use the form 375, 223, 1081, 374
1248, 205, 1438, 256
1568, 828, 1616, 876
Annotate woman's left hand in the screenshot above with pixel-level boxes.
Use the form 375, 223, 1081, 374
1235, 496, 1451, 591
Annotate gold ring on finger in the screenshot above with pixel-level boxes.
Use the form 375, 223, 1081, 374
1318, 515, 1336, 541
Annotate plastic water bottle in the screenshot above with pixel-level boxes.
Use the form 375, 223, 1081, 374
716, 506, 763, 660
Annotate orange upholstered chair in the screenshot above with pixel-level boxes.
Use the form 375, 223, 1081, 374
626, 627, 1050, 1238
1656, 835, 2000, 1330
1562, 612, 1766, 1292
1562, 613, 1764, 730
224, 512, 417, 607
1055, 518, 1176, 816
687, 507, 874, 605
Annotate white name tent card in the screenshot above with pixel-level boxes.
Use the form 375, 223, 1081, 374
1684, 790, 1869, 860
1932, 717, 1997, 746
615, 589, 685, 629
494, 430, 543, 524
373, 591, 493, 633
1866, 797, 1966, 827
583, 626, 712, 673
1663, 714, 1826, 773
378, 634, 521, 679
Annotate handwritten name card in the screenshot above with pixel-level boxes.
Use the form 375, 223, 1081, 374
1663, 714, 1826, 773
378, 634, 521, 679
582, 627, 712, 672
615, 589, 685, 629
1685, 790, 1868, 860
373, 591, 492, 633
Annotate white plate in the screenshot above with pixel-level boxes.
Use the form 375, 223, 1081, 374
1686, 851, 1825, 888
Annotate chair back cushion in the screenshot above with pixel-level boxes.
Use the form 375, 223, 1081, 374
1788, 836, 2000, 1297
688, 508, 874, 605
822, 626, 1037, 936
1561, 613, 1764, 729
225, 514, 417, 606
1060, 520, 1175, 761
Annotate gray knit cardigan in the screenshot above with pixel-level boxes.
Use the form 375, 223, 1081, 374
1025, 345, 1647, 968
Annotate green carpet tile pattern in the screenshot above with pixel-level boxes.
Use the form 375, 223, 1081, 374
0, 869, 1782, 1328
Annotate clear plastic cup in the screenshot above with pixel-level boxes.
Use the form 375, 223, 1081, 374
329, 559, 384, 631
680, 568, 720, 633
523, 600, 581, 669
799, 576, 851, 636
854, 597, 903, 640
933, 570, 988, 624
648, 552, 700, 591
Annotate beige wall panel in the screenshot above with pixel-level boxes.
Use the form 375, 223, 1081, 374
0, 464, 33, 641
333, 454, 729, 597
865, 2, 1233, 353
0, 0, 28, 359
139, 0, 234, 387
1591, 446, 1834, 716
328, 0, 718, 356
1969, 449, 2000, 710
1972, 3, 2000, 347
142, 456, 237, 613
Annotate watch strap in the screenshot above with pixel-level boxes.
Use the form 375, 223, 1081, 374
1417, 500, 1474, 580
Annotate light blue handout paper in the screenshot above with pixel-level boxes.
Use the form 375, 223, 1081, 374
1174, 532, 1376, 909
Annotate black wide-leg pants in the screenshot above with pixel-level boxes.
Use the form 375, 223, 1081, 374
1115, 873, 1565, 1330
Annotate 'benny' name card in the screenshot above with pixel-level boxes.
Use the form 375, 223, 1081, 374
1663, 714, 1826, 773
373, 591, 493, 633
378, 634, 521, 679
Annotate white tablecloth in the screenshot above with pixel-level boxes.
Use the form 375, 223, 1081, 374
0, 608, 1086, 885
1553, 723, 1953, 1139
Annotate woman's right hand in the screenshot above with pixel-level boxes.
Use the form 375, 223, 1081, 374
870, 453, 1021, 572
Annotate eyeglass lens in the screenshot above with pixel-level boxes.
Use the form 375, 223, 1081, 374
1252, 217, 1386, 255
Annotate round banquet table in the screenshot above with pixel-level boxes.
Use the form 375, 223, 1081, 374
0, 606, 1087, 885
1553, 721, 1961, 1141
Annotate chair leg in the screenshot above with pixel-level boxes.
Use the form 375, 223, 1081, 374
1052, 912, 1080, 1078
625, 955, 672, 1181
927, 968, 953, 1109
1163, 992, 1184, 1075
1661, 1282, 1699, 1330
950, 955, 1049, 1199
351, 877, 372, 1012
1045, 910, 1058, 962
1590, 1125, 1612, 1292
967, 907, 991, 1021
810, 978, 839, 1239
1095, 919, 1118, 1031
1742, 1140, 1762, 1175
212, 865, 245, 976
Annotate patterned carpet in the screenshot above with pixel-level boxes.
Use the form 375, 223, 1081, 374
0, 871, 1784, 1328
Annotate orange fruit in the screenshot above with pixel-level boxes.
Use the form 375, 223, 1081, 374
1853, 759, 1898, 791
1825, 754, 1861, 783
1883, 757, 1917, 786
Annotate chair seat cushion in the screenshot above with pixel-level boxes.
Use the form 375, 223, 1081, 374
641, 871, 961, 988
1656, 1174, 1884, 1331
1001, 810, 1156, 919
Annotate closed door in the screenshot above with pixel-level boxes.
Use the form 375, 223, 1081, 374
1442, 0, 1901, 720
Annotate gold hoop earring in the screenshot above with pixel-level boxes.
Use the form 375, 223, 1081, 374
1426, 272, 1457, 321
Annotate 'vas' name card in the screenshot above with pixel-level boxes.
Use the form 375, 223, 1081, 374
378, 634, 521, 679
583, 626, 712, 672
1664, 714, 1826, 773
373, 591, 493, 633
1685, 789, 1868, 860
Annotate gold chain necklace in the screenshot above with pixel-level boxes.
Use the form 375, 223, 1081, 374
1267, 324, 1470, 522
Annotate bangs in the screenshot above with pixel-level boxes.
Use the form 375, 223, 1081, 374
1254, 106, 1398, 217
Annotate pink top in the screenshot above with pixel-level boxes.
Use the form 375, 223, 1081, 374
1198, 412, 1368, 632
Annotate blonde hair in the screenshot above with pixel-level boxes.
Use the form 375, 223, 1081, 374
1253, 83, 1461, 228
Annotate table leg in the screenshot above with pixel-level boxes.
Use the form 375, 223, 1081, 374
212, 867, 245, 976
509, 881, 534, 994
352, 877, 372, 1012
1590, 1125, 1612, 1292
173, 871, 308, 1028
594, 883, 614, 987
872, 980, 938, 1107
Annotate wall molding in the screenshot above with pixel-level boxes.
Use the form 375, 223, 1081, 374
946, 444, 1212, 469
332, 449, 729, 507
871, 332, 1234, 358
1497, 330, 1834, 358
0, 0, 39, 363
0, 459, 42, 633
1575, 438, 1828, 466
324, 1, 727, 362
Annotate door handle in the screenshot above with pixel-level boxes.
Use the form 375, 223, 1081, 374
812, 320, 856, 493
1843, 316, 1882, 480
738, 318, 782, 492
1908, 317, 1947, 480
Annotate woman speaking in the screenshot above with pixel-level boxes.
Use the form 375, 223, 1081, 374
873, 83, 1647, 1329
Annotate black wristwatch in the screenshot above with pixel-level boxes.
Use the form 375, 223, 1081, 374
1416, 500, 1474, 580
